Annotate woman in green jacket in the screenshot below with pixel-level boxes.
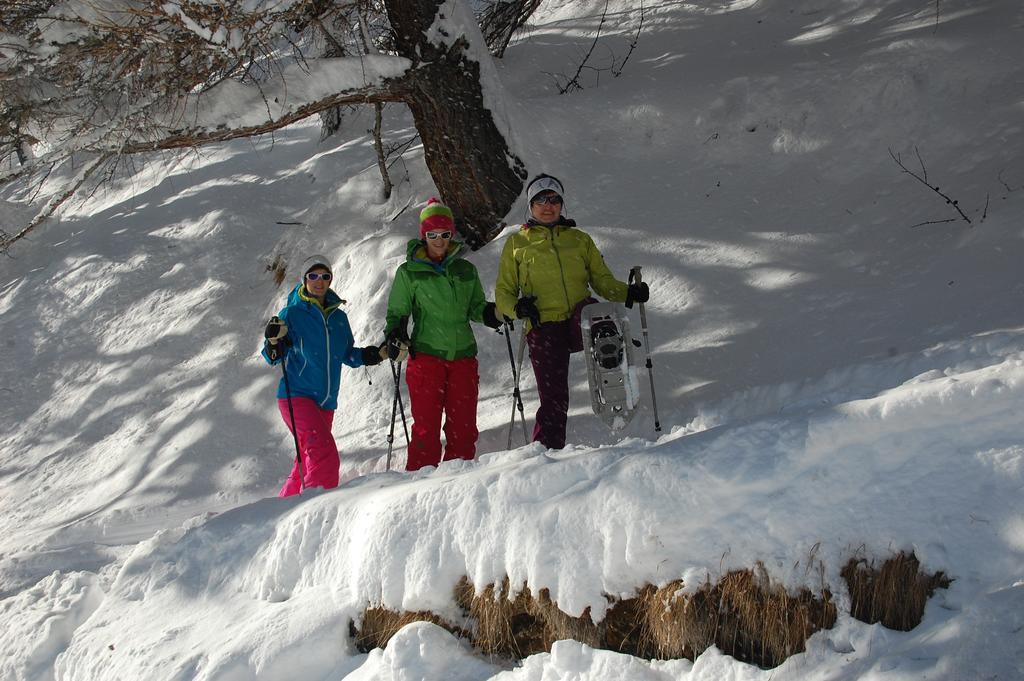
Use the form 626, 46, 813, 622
495, 174, 650, 449
384, 198, 502, 470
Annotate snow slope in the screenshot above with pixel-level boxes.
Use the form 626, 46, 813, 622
1, 0, 1023, 679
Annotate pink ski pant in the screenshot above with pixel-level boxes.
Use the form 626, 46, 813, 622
277, 397, 338, 497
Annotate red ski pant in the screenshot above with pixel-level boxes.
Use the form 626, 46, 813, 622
277, 397, 338, 497
404, 354, 479, 471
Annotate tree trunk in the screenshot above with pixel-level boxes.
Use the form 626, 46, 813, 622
385, 0, 526, 248
373, 102, 393, 200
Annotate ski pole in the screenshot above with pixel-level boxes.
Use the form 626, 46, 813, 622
386, 359, 400, 471
515, 327, 529, 443
503, 320, 518, 449
629, 266, 662, 433
385, 358, 411, 471
280, 353, 304, 492
504, 321, 530, 448
394, 318, 412, 448
396, 361, 410, 446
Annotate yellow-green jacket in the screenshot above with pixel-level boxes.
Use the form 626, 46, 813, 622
495, 221, 628, 328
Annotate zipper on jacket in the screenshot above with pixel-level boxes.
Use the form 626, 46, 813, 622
447, 272, 458, 360
319, 309, 332, 408
549, 228, 573, 314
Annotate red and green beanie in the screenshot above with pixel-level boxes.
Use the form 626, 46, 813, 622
419, 197, 455, 238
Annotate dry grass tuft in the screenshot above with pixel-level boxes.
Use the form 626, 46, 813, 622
712, 565, 837, 668
602, 589, 655, 657
841, 551, 951, 631
352, 606, 465, 653
638, 567, 836, 668
266, 254, 287, 286
353, 553, 947, 669
451, 570, 834, 668
454, 576, 546, 657
640, 579, 716, 659
528, 588, 603, 650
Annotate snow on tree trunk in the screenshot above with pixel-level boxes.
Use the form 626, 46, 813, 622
386, 0, 527, 248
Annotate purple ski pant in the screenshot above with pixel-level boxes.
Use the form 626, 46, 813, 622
525, 298, 595, 450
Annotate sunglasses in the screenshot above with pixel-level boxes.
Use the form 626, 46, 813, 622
424, 230, 453, 240
305, 272, 332, 281
531, 194, 563, 205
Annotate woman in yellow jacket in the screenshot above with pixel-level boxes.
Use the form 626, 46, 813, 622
495, 174, 650, 449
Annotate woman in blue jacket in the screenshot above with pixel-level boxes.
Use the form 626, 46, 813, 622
263, 254, 383, 496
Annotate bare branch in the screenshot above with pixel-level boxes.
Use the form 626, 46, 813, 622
997, 169, 1020, 193
0, 70, 413, 250
888, 146, 972, 225
612, 0, 644, 77
1, 152, 112, 250
553, 0, 643, 93
914, 146, 929, 184
559, 1, 610, 94
909, 218, 956, 229
385, 134, 420, 169
3, 0, 527, 249
478, 0, 542, 58
2, 74, 413, 186
127, 82, 411, 153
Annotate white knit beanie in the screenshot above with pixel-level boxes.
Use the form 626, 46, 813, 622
526, 175, 564, 203
300, 254, 332, 280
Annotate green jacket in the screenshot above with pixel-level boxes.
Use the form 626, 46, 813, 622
495, 222, 628, 327
385, 239, 488, 360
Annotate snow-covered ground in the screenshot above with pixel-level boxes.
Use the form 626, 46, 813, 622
1, 0, 1023, 679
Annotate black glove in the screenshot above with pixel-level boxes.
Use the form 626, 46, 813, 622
264, 316, 289, 361
383, 339, 409, 362
264, 316, 288, 343
625, 282, 649, 308
482, 302, 502, 329
385, 324, 411, 361
386, 323, 408, 343
514, 295, 541, 327
360, 345, 384, 366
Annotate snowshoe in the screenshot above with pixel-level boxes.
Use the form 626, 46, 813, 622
579, 302, 641, 430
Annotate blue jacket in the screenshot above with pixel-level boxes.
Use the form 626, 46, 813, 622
262, 284, 364, 410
